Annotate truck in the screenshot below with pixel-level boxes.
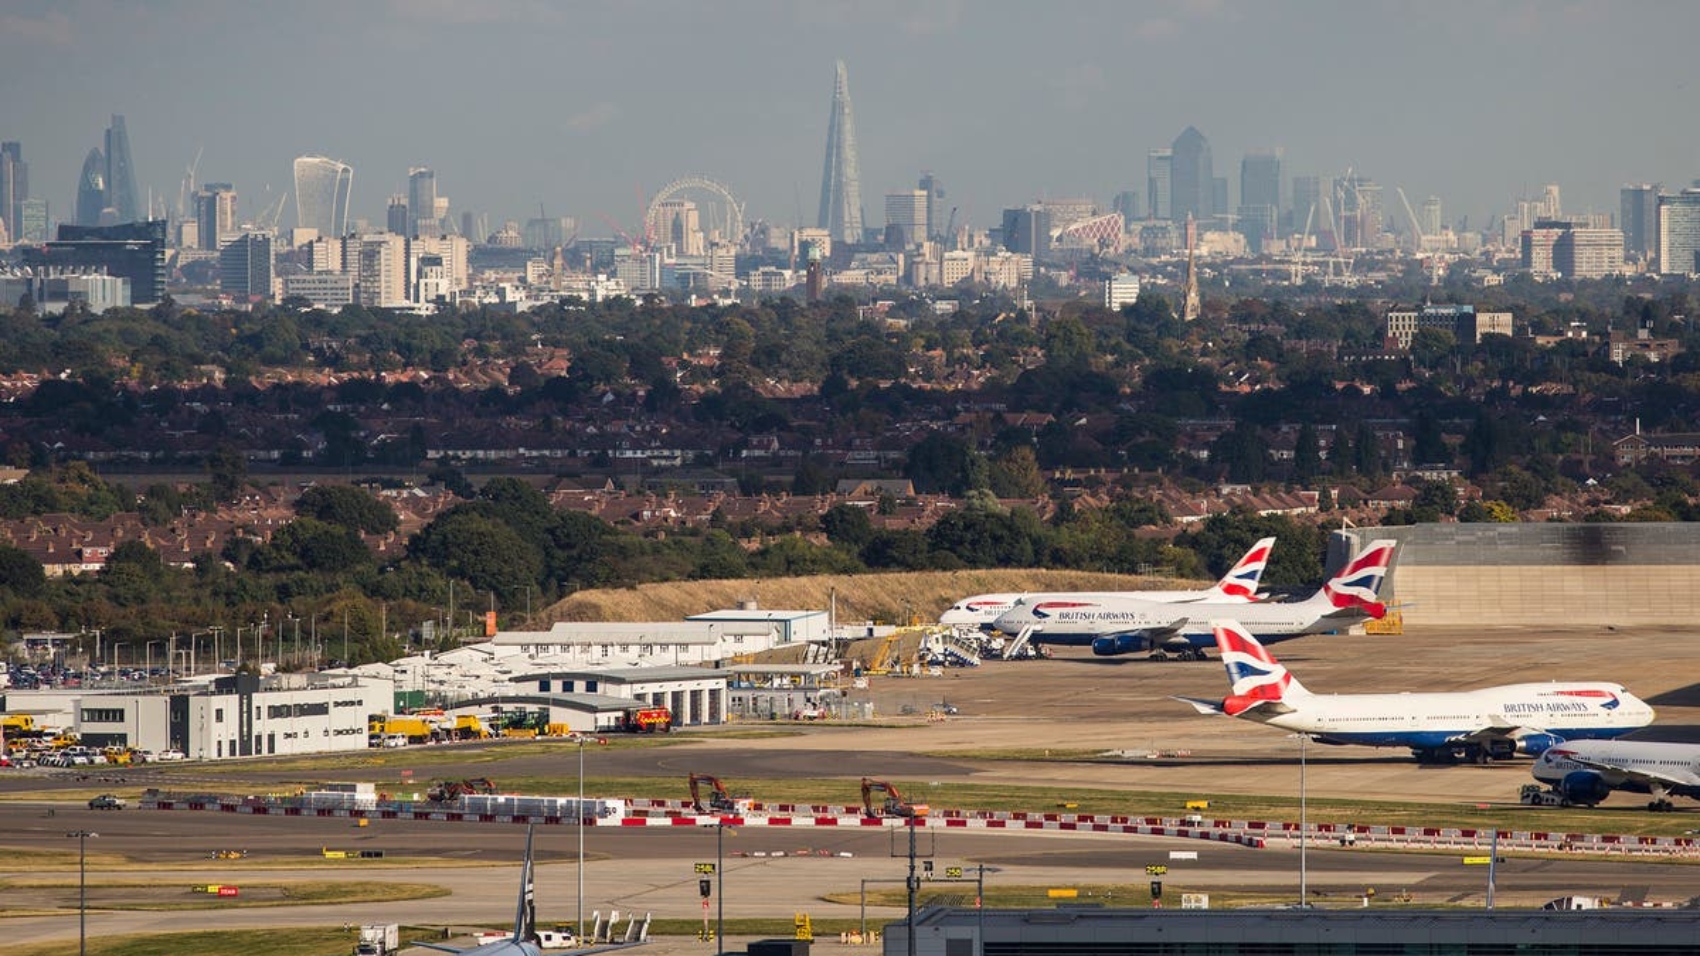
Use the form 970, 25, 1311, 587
620, 706, 673, 733
367, 716, 434, 746
1519, 783, 1570, 807
355, 923, 399, 956
427, 777, 498, 803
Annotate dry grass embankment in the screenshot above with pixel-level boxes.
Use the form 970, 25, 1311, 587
542, 569, 1208, 626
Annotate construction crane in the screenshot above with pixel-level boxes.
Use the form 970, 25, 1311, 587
688, 773, 751, 814
943, 206, 958, 248
860, 777, 928, 819
1395, 186, 1425, 253
175, 145, 203, 222
255, 191, 289, 233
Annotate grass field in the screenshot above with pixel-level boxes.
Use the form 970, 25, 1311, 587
544, 568, 1201, 625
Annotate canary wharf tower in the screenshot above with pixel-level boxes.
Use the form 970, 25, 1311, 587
817, 60, 864, 245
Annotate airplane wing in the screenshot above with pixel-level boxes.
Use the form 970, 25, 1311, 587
1174, 696, 1226, 716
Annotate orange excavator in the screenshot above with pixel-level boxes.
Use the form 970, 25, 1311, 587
689, 773, 751, 814
861, 777, 928, 819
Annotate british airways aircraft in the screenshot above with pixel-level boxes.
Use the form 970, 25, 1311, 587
937, 537, 1276, 628
988, 539, 1396, 659
1178, 622, 1655, 764
1530, 740, 1700, 811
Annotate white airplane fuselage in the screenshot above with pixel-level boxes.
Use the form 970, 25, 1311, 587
1259, 682, 1653, 751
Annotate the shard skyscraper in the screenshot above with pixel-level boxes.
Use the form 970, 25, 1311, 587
816, 60, 864, 245
104, 114, 139, 224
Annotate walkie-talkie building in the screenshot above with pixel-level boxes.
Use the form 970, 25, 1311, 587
293, 156, 354, 238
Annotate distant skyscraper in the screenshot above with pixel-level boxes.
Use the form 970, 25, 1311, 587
1147, 149, 1172, 221
386, 195, 408, 235
1290, 175, 1321, 239
16, 198, 48, 244
408, 167, 437, 236
1170, 127, 1214, 223
293, 156, 353, 237
76, 148, 106, 226
884, 190, 927, 248
1420, 196, 1444, 239
1112, 189, 1141, 223
1238, 149, 1282, 253
1621, 183, 1661, 263
103, 115, 139, 224
918, 171, 945, 241
1000, 205, 1050, 259
1657, 188, 1700, 275
816, 60, 864, 244
195, 183, 238, 250
1, 141, 25, 239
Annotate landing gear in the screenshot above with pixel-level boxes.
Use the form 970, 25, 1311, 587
1648, 798, 1675, 812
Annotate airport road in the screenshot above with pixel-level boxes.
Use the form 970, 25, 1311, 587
6, 801, 1700, 955
2, 625, 1698, 953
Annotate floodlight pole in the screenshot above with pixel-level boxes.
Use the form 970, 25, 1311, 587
68, 829, 96, 956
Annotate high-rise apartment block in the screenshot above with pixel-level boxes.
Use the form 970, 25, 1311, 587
1103, 273, 1141, 310
1657, 188, 1700, 276
1552, 227, 1625, 279
817, 61, 864, 245
219, 233, 274, 300
1621, 183, 1661, 263
293, 156, 354, 238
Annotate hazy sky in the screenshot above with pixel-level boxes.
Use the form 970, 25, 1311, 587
4, 0, 1697, 239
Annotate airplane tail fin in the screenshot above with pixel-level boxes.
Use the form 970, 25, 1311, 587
1207, 536, 1276, 601
1212, 621, 1307, 716
514, 824, 538, 944
1318, 538, 1396, 618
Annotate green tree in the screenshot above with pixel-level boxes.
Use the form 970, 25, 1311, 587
821, 503, 876, 550
0, 543, 45, 597
1293, 423, 1322, 481
903, 433, 989, 497
206, 445, 248, 502
295, 485, 400, 534
988, 446, 1048, 498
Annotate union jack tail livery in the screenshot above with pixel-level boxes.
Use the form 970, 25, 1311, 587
1212, 621, 1309, 717
1208, 536, 1276, 601
1320, 538, 1396, 618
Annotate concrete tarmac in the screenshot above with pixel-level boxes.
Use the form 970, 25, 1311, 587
3, 625, 1698, 953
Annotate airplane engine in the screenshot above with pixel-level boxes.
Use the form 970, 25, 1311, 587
1483, 738, 1518, 761
1516, 734, 1564, 756
1559, 770, 1613, 807
1091, 634, 1148, 656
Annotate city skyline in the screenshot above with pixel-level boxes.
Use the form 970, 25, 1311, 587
1, 1, 1697, 240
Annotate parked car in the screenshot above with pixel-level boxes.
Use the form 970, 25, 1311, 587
154, 749, 186, 761
88, 794, 125, 810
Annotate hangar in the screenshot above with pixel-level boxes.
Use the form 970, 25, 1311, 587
1336, 523, 1700, 627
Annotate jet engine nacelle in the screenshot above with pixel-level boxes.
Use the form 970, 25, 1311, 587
1516, 733, 1564, 756
1091, 634, 1148, 657
1559, 770, 1613, 807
